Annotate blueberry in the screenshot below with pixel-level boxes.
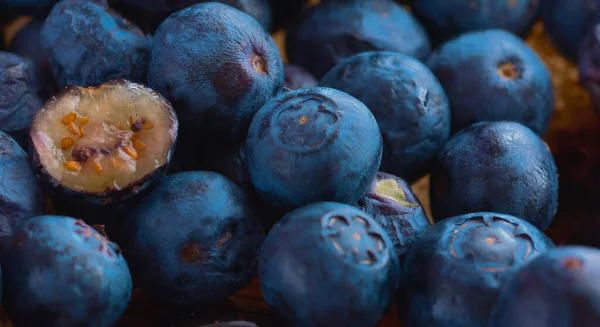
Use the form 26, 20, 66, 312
8, 20, 56, 100
411, 0, 539, 44
541, 0, 600, 60
1, 216, 132, 327
0, 51, 44, 149
122, 171, 265, 304
259, 202, 400, 327
321, 51, 451, 182
148, 2, 283, 157
0, 131, 45, 247
427, 29, 554, 135
40, 0, 151, 89
245, 86, 382, 211
356, 171, 430, 260
430, 121, 558, 230
399, 212, 554, 327
283, 64, 318, 90
286, 0, 431, 79
109, 0, 272, 32
489, 246, 600, 327
578, 23, 600, 114
30, 80, 178, 214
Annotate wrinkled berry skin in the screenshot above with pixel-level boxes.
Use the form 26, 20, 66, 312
123, 171, 265, 304
283, 64, 318, 90
399, 212, 554, 327
245, 87, 382, 211
321, 51, 451, 182
40, 0, 151, 89
260, 202, 400, 327
0, 52, 44, 149
412, 0, 539, 44
490, 246, 600, 327
286, 0, 431, 79
430, 121, 558, 230
0, 0, 58, 18
2, 215, 132, 327
109, 0, 272, 32
9, 21, 55, 100
578, 24, 600, 114
541, 0, 600, 60
427, 29, 554, 135
148, 2, 283, 156
0, 131, 44, 247
356, 172, 430, 260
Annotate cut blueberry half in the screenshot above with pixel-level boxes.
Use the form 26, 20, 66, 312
30, 79, 178, 205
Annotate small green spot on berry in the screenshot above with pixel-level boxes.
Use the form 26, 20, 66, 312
375, 179, 420, 208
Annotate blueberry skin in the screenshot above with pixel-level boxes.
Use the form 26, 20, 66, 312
2, 216, 132, 327
430, 121, 558, 230
411, 0, 539, 44
321, 51, 451, 183
148, 2, 283, 153
283, 64, 318, 90
426, 29, 554, 135
434, 122, 558, 230
0, 132, 45, 249
356, 171, 430, 260
122, 171, 265, 304
399, 212, 554, 327
490, 246, 600, 327
0, 51, 44, 149
578, 24, 600, 114
245, 87, 383, 211
9, 21, 56, 100
109, 0, 272, 31
259, 202, 400, 327
286, 0, 431, 79
541, 0, 600, 60
40, 0, 151, 89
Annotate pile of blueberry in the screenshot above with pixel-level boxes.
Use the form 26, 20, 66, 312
1, 0, 600, 326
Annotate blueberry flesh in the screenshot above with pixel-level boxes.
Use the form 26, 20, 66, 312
0, 51, 44, 149
411, 0, 539, 45
286, 0, 431, 79
430, 121, 558, 230
541, 0, 600, 60
0, 131, 45, 247
283, 64, 318, 90
578, 24, 600, 114
259, 202, 400, 327
148, 2, 283, 158
245, 86, 383, 211
2, 215, 132, 327
122, 171, 265, 305
356, 171, 430, 260
9, 20, 55, 100
40, 0, 151, 89
321, 51, 451, 183
399, 212, 554, 327
109, 0, 272, 32
490, 246, 600, 327
427, 29, 554, 135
